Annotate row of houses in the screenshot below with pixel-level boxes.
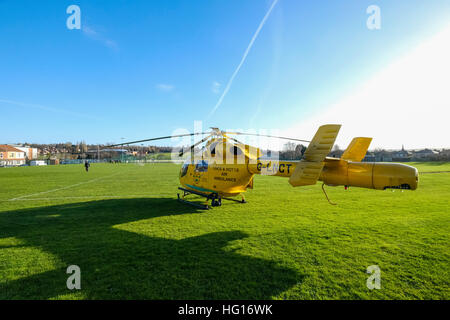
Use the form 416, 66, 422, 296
362, 147, 447, 162
328, 144, 449, 162
0, 145, 39, 167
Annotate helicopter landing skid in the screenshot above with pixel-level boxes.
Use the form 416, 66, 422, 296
222, 196, 246, 204
177, 187, 245, 209
177, 187, 214, 210
177, 194, 210, 210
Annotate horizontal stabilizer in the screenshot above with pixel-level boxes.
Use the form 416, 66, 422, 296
289, 124, 341, 187
341, 137, 372, 162
289, 161, 325, 187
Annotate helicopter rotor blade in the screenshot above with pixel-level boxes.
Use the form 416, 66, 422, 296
224, 132, 311, 143
105, 132, 212, 148
104, 130, 310, 149
179, 134, 213, 157
223, 133, 245, 145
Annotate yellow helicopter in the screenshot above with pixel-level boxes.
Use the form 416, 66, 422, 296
108, 124, 418, 209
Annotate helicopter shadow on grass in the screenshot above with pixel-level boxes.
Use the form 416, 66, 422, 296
0, 198, 302, 299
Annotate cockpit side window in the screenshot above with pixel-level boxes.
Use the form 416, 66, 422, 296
230, 146, 242, 156
180, 162, 189, 177
210, 142, 218, 155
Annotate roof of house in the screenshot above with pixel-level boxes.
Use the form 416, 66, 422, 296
0, 145, 25, 153
414, 149, 437, 154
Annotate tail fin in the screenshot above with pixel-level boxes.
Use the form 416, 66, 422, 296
341, 137, 372, 162
289, 124, 341, 187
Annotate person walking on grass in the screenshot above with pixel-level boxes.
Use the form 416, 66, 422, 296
84, 160, 90, 172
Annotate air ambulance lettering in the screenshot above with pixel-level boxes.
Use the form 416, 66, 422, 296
212, 166, 239, 172
214, 176, 237, 182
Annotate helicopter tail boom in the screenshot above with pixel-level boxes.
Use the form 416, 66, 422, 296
248, 124, 418, 193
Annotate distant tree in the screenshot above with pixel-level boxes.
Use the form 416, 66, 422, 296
278, 142, 304, 160
294, 144, 305, 159
283, 142, 296, 152
80, 141, 88, 153
329, 144, 348, 158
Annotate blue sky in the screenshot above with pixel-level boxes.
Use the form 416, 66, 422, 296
1, 0, 450, 146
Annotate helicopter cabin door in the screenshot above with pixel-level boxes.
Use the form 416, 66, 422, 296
193, 159, 209, 189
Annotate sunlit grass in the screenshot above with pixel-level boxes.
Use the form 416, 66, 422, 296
0, 162, 448, 299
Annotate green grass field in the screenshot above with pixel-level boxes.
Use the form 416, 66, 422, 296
0, 162, 449, 300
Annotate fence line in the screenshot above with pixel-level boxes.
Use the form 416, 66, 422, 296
59, 159, 184, 165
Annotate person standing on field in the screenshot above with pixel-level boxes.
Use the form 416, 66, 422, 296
84, 160, 90, 172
